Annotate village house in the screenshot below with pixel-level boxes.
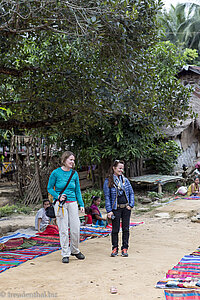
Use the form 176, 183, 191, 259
164, 65, 200, 171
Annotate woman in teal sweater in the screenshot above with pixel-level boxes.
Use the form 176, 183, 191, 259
47, 151, 85, 264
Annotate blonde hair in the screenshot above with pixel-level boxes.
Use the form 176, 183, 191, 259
61, 151, 75, 166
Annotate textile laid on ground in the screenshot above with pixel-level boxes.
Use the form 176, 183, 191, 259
0, 222, 143, 274
156, 251, 200, 289
165, 289, 200, 300
162, 196, 200, 207
183, 196, 200, 200
0, 231, 36, 244
156, 246, 200, 299
0, 245, 60, 273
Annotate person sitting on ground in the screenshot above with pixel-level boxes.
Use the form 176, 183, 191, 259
187, 176, 200, 196
175, 184, 187, 196
84, 207, 93, 226
90, 196, 107, 227
35, 199, 50, 232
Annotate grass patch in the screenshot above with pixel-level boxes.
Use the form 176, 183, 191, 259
0, 204, 33, 217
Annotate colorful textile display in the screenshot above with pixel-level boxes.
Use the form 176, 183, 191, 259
0, 246, 60, 273
165, 289, 200, 300
156, 246, 200, 290
0, 222, 143, 274
183, 196, 200, 200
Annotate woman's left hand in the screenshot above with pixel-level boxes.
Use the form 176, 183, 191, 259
126, 205, 132, 210
80, 207, 85, 214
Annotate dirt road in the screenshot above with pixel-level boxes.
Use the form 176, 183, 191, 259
1, 199, 200, 300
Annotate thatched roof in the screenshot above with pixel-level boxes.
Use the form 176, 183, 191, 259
164, 90, 200, 137
163, 66, 200, 138
164, 118, 194, 137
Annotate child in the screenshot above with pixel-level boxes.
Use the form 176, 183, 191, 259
90, 196, 107, 227
84, 207, 93, 225
35, 199, 50, 232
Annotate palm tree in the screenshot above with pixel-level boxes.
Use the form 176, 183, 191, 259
177, 3, 200, 49
159, 2, 200, 51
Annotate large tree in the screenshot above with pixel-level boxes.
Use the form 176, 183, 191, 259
63, 41, 192, 166
0, 0, 191, 157
0, 0, 162, 128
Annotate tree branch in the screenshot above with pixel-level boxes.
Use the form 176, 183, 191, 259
0, 66, 38, 76
0, 110, 79, 129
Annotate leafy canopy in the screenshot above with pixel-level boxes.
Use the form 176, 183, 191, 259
0, 0, 192, 173
0, 0, 166, 132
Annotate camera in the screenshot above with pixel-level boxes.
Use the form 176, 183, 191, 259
111, 215, 116, 220
58, 195, 67, 208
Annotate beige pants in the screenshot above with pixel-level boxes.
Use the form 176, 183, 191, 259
54, 201, 80, 257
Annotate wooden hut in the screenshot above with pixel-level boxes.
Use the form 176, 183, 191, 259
164, 65, 200, 171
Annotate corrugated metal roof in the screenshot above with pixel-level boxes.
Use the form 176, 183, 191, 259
129, 174, 183, 184
177, 65, 200, 77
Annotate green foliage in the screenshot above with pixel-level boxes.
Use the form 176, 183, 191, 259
162, 182, 178, 193
0, 1, 192, 173
183, 48, 199, 64
159, 3, 200, 62
82, 189, 105, 208
0, 0, 163, 133
0, 204, 32, 217
146, 140, 181, 174
147, 191, 164, 200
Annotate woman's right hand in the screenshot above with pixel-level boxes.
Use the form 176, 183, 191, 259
107, 212, 113, 219
59, 194, 67, 201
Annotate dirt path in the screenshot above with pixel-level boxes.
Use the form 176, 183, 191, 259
1, 204, 200, 300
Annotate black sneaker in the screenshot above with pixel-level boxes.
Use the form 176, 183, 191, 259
62, 257, 69, 263
71, 252, 85, 260
111, 248, 118, 257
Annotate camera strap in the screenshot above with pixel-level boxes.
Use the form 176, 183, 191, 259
59, 169, 75, 196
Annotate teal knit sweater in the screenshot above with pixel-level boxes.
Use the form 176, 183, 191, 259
47, 168, 84, 207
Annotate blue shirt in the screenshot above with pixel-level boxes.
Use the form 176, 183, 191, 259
47, 168, 84, 207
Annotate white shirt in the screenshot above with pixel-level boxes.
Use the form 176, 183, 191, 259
35, 208, 50, 230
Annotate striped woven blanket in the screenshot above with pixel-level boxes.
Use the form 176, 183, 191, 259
165, 290, 200, 299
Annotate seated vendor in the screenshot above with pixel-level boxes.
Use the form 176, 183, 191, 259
90, 196, 107, 227
187, 176, 200, 196
35, 199, 50, 232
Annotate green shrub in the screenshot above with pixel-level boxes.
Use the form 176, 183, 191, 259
147, 140, 181, 175
82, 189, 105, 208
0, 204, 32, 217
162, 182, 178, 193
147, 191, 163, 200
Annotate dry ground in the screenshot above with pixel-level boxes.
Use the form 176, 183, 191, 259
0, 199, 200, 300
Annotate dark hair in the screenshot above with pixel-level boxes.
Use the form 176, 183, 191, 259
194, 176, 199, 181
61, 151, 75, 166
108, 160, 125, 188
43, 199, 50, 206
91, 195, 101, 204
85, 206, 92, 215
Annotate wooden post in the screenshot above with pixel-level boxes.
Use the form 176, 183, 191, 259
15, 138, 23, 197
33, 139, 43, 201
158, 181, 162, 194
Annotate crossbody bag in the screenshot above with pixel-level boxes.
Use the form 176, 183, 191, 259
46, 170, 75, 218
